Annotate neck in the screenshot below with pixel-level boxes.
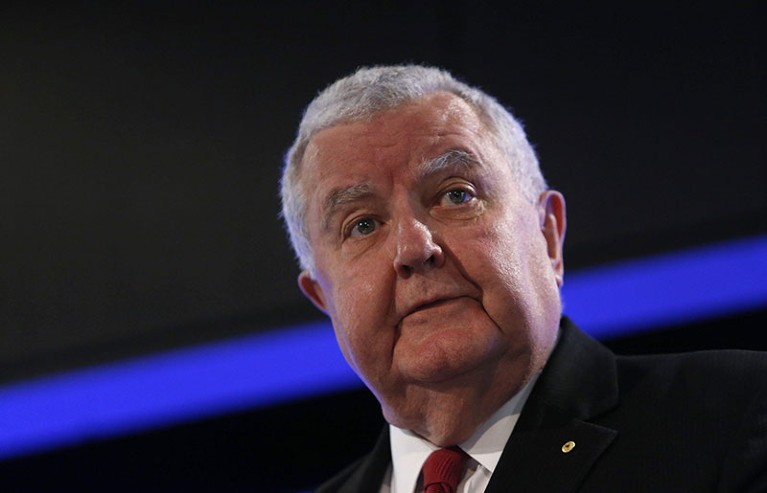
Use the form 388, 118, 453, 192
380, 360, 533, 446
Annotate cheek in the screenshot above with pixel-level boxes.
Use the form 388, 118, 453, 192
466, 221, 526, 284
462, 216, 558, 319
327, 271, 396, 377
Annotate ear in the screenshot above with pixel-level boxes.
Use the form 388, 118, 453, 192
298, 270, 329, 314
538, 190, 567, 287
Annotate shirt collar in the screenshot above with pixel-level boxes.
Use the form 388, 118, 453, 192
388, 373, 539, 493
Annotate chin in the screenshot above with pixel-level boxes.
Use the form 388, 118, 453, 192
398, 343, 503, 386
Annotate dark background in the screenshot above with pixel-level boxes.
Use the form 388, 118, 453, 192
1, 2, 764, 491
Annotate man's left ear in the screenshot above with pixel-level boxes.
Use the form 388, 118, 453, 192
538, 190, 567, 287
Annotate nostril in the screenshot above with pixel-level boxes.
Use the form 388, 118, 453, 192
393, 219, 443, 275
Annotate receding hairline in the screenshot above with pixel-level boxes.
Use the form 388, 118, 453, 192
292, 90, 500, 191
298, 93, 500, 217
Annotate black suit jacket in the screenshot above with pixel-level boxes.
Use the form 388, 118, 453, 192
316, 317, 767, 492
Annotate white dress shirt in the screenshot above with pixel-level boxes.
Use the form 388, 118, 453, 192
379, 373, 539, 493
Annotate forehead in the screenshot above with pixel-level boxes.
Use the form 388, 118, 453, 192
319, 92, 484, 148
302, 92, 497, 180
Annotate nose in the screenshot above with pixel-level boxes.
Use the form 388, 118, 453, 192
393, 218, 444, 277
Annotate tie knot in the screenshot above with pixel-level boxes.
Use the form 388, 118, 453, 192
422, 447, 468, 493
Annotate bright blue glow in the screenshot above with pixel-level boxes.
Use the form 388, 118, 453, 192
1, 235, 765, 460
562, 235, 767, 338
0, 323, 355, 460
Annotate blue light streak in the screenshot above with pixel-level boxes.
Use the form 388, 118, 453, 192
1, 235, 765, 460
0, 324, 357, 460
562, 235, 767, 338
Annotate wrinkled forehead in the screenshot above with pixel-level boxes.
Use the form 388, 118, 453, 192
303, 92, 492, 168
294, 92, 509, 225
308, 92, 485, 150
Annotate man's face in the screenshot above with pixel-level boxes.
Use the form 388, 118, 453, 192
297, 92, 565, 427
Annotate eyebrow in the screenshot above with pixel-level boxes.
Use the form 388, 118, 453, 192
415, 148, 483, 181
318, 149, 482, 232
321, 182, 376, 231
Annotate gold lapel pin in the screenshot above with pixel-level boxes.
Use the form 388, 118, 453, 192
561, 441, 576, 453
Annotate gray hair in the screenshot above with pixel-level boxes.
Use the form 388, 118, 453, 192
280, 65, 546, 274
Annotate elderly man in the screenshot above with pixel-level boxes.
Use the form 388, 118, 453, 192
280, 66, 767, 493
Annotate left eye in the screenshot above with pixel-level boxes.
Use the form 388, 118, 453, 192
443, 189, 472, 205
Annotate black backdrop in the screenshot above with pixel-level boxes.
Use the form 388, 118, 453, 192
1, 2, 764, 491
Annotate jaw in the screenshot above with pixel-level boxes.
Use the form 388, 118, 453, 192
376, 351, 536, 446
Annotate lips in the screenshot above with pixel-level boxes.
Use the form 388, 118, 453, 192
411, 297, 458, 313
397, 281, 481, 325
402, 295, 466, 319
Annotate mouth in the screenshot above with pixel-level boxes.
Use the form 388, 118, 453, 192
405, 296, 466, 318
412, 297, 457, 313
394, 294, 477, 342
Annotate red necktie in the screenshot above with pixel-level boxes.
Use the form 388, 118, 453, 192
422, 447, 468, 493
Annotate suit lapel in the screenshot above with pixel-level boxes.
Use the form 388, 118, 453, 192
485, 412, 617, 492
486, 318, 620, 493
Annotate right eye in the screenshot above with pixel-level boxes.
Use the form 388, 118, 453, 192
349, 217, 378, 237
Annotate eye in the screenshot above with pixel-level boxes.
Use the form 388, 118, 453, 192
441, 188, 474, 206
349, 217, 378, 237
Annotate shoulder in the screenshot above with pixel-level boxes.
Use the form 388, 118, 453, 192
611, 349, 767, 416
606, 349, 767, 453
602, 350, 767, 491
615, 349, 767, 396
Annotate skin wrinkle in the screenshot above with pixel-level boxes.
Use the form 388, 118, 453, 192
282, 66, 547, 277
390, 238, 485, 377
322, 183, 376, 232
324, 147, 473, 240
415, 148, 481, 182
297, 92, 566, 445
